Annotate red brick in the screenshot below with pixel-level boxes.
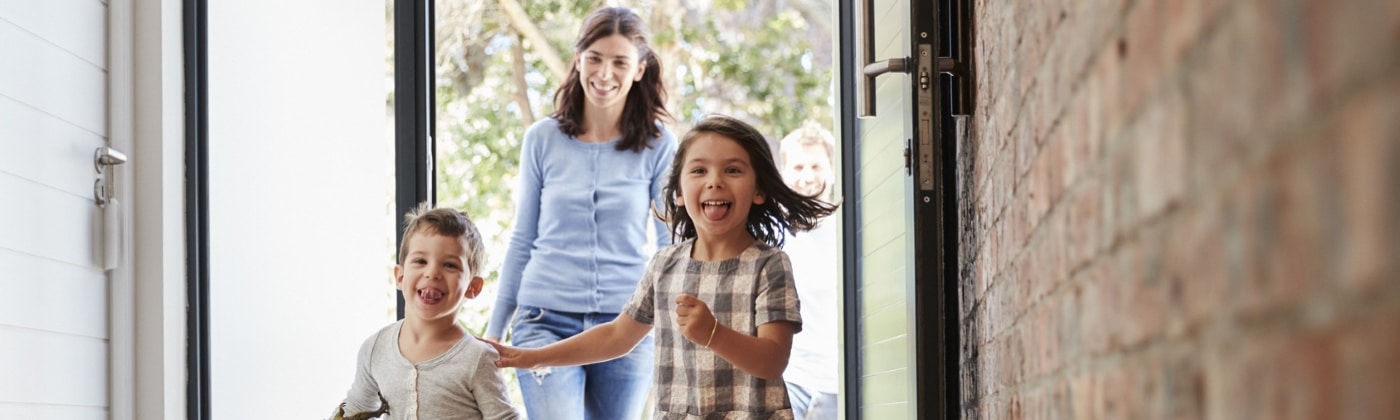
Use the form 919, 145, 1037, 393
1227, 145, 1325, 317
1205, 335, 1282, 419
1281, 330, 1343, 420
1114, 228, 1170, 349
1027, 132, 1067, 231
1339, 306, 1400, 420
1100, 361, 1151, 420
1078, 261, 1120, 356
1015, 2, 1050, 101
1082, 42, 1121, 160
1327, 74, 1400, 293
1130, 87, 1188, 220
1063, 180, 1103, 273
1161, 199, 1229, 335
1235, 0, 1305, 133
1163, 352, 1206, 420
1161, 0, 1211, 62
1120, 0, 1169, 116
1069, 370, 1101, 420
1030, 222, 1071, 298
1055, 97, 1086, 191
1182, 17, 1253, 189
1302, 0, 1400, 107
978, 224, 1000, 299
1104, 145, 1139, 243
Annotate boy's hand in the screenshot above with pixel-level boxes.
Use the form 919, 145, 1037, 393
674, 294, 718, 346
481, 338, 537, 369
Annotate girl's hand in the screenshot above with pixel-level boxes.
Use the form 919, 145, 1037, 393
674, 294, 718, 346
481, 338, 537, 369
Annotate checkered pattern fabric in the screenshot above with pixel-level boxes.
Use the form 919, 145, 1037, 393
624, 239, 802, 419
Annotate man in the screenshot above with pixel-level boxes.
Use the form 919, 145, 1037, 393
778, 121, 840, 420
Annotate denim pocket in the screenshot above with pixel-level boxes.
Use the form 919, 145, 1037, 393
513, 305, 548, 325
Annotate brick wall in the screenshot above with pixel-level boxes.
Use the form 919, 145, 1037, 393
957, 0, 1400, 418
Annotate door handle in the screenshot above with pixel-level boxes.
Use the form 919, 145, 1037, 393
860, 0, 911, 118
94, 146, 128, 208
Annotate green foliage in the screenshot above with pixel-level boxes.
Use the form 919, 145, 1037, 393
675, 8, 833, 138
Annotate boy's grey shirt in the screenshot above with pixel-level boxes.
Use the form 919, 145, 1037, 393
340, 321, 521, 420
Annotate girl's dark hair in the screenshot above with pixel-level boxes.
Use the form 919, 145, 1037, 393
660, 114, 839, 248
551, 6, 670, 153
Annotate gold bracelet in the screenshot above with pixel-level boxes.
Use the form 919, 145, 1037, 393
704, 316, 719, 348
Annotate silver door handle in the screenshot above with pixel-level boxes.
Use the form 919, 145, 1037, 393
94, 146, 128, 208
860, 0, 911, 118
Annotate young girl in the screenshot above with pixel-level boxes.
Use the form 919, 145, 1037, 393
484, 6, 675, 420
488, 114, 838, 419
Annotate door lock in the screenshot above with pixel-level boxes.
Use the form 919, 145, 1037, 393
94, 146, 128, 208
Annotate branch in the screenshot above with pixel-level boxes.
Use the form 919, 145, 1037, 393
509, 31, 536, 126
498, 0, 568, 81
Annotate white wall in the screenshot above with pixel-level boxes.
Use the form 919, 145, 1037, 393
0, 0, 111, 418
206, 1, 395, 417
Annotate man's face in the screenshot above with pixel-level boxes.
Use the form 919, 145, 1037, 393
782, 143, 833, 199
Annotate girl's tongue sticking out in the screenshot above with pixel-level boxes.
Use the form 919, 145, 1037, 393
702, 200, 731, 221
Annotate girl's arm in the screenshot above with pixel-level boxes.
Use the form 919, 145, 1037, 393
674, 294, 795, 380
487, 314, 651, 369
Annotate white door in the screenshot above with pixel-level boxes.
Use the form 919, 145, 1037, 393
0, 0, 115, 418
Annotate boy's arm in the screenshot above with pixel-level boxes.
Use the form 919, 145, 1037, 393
675, 294, 795, 380
473, 346, 522, 420
488, 313, 651, 368
334, 334, 387, 419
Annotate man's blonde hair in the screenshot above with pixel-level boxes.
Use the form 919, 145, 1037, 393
779, 120, 836, 167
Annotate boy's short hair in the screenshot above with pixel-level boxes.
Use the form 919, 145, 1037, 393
778, 120, 836, 167
397, 203, 486, 276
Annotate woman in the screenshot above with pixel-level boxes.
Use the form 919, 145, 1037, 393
484, 7, 675, 420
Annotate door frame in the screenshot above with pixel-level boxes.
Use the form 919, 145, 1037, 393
393, 0, 436, 320
840, 0, 967, 417
183, 0, 210, 417
110, 0, 137, 418
836, 2, 863, 419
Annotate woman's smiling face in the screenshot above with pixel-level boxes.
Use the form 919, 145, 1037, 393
576, 34, 644, 112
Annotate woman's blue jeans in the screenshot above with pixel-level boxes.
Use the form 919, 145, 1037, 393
510, 305, 654, 420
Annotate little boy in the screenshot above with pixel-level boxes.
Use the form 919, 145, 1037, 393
332, 204, 520, 420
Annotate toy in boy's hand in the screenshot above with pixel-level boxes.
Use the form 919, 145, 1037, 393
329, 395, 388, 420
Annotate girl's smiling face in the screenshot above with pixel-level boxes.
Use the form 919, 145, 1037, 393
678, 132, 766, 242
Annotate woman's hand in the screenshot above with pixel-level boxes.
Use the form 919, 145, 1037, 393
481, 338, 537, 369
674, 294, 718, 346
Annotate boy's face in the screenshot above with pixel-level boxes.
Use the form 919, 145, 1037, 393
395, 229, 482, 322
782, 143, 833, 199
